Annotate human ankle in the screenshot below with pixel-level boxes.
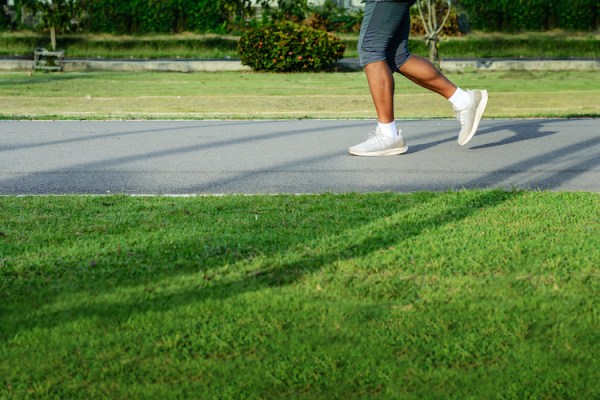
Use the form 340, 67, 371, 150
449, 88, 471, 110
377, 121, 400, 139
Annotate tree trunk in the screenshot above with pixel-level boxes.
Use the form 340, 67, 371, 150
428, 37, 439, 66
50, 25, 56, 51
417, 0, 452, 67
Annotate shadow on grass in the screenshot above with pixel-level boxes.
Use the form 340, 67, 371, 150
1, 119, 597, 339
0, 189, 520, 339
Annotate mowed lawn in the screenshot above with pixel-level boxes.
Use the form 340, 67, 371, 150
1, 191, 599, 398
0, 70, 598, 119
1, 63, 598, 398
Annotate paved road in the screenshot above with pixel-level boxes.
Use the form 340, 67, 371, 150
1, 119, 598, 194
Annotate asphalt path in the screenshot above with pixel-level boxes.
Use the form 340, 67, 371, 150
1, 119, 598, 194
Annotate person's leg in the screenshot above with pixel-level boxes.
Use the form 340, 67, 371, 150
365, 60, 395, 124
364, 0, 417, 131
398, 54, 488, 145
386, 2, 487, 146
350, 56, 409, 157
398, 54, 488, 144
398, 55, 457, 99
358, 0, 409, 129
349, 1, 410, 156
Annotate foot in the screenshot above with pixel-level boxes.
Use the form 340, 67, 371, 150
349, 127, 408, 156
456, 89, 488, 146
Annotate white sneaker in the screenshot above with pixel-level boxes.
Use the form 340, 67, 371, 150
349, 127, 408, 156
456, 89, 488, 146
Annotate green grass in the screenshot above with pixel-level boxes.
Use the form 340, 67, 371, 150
341, 31, 600, 59
435, 34, 600, 59
0, 32, 241, 59
0, 69, 598, 119
1, 191, 599, 398
1, 31, 598, 59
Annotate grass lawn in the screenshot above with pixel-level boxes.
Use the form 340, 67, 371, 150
1, 70, 599, 119
1, 31, 599, 59
1, 30, 598, 399
1, 191, 599, 398
0, 32, 243, 60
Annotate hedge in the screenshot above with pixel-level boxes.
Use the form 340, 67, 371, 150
4, 0, 599, 34
10, 0, 228, 34
238, 21, 345, 72
458, 0, 599, 31
82, 0, 228, 33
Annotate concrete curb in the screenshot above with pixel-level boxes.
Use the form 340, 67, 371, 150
0, 58, 252, 72
339, 58, 600, 72
439, 58, 600, 72
0, 57, 598, 72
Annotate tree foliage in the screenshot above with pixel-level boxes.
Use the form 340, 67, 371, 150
20, 0, 79, 31
19, 0, 81, 49
3, 0, 597, 34
257, 0, 310, 22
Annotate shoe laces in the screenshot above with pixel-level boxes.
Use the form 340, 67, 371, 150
454, 91, 473, 126
364, 130, 386, 143
454, 107, 466, 126
366, 130, 379, 139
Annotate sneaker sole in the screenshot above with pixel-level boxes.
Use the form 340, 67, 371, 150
349, 145, 408, 156
458, 90, 488, 146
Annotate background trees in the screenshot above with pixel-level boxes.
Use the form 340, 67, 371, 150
0, 0, 597, 35
416, 0, 453, 64
19, 0, 80, 49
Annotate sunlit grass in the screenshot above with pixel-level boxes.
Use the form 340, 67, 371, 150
1, 191, 598, 398
1, 31, 598, 59
0, 70, 598, 119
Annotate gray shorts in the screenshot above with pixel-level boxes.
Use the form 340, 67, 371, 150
358, 0, 416, 71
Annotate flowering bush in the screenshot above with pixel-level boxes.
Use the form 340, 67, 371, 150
238, 21, 346, 72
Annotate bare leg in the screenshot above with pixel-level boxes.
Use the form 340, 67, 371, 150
365, 60, 395, 123
398, 55, 457, 99
366, 56, 458, 124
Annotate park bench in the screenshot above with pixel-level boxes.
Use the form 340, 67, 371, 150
33, 48, 64, 72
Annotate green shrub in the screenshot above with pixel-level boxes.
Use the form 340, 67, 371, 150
238, 21, 346, 72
